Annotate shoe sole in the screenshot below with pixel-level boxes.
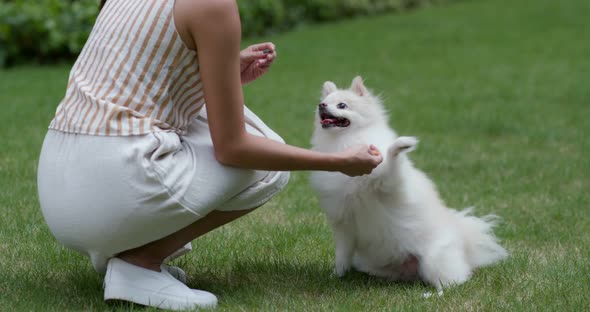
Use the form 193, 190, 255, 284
104, 281, 217, 310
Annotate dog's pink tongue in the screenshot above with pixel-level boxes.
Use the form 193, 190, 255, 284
321, 119, 334, 125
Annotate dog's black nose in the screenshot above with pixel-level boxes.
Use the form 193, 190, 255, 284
319, 103, 327, 108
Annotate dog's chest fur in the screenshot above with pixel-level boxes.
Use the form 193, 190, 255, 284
310, 145, 414, 266
315, 173, 413, 266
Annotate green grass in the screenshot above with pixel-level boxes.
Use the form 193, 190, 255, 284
1, 0, 589, 310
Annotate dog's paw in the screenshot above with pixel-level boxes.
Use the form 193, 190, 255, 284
423, 289, 444, 298
388, 136, 419, 157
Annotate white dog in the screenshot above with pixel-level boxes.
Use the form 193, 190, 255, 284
310, 76, 508, 291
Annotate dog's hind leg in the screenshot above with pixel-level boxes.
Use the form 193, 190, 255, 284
418, 235, 472, 290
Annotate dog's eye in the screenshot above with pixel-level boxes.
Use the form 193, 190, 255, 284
337, 103, 347, 109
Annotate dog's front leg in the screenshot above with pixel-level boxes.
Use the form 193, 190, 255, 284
389, 136, 418, 157
379, 136, 419, 189
333, 224, 355, 277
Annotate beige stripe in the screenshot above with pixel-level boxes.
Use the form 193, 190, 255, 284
74, 97, 104, 133
62, 3, 130, 132
167, 89, 203, 130
64, 0, 130, 132
102, 0, 166, 136
52, 80, 75, 129
178, 74, 202, 102
74, 0, 139, 133
136, 29, 181, 114
138, 32, 185, 126
56, 39, 95, 130
99, 106, 116, 135
61, 81, 82, 132
55, 75, 77, 130
116, 10, 177, 135
153, 52, 196, 121
173, 76, 201, 115
167, 59, 199, 107
127, 107, 135, 135
137, 1, 189, 135
57, 66, 85, 131
163, 104, 179, 129
62, 77, 85, 132
128, 13, 177, 113
86, 0, 158, 135
176, 81, 203, 118
150, 119, 174, 133
183, 96, 205, 121
179, 92, 205, 125
165, 51, 198, 102
115, 25, 172, 135
165, 88, 200, 128
61, 5, 114, 132
89, 0, 151, 135
82, 0, 148, 134
137, 40, 185, 133
114, 106, 146, 135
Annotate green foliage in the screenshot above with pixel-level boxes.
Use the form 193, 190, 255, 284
238, 0, 290, 36
0, 0, 445, 67
0, 0, 97, 67
237, 0, 440, 34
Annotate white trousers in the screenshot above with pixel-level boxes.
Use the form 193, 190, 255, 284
38, 107, 290, 273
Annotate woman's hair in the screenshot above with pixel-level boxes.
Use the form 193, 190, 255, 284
99, 0, 107, 11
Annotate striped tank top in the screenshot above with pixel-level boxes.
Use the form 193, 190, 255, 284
49, 0, 203, 136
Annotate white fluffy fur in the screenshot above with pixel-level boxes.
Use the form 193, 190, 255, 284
310, 76, 508, 290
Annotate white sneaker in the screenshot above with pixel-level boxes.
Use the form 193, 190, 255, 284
164, 265, 187, 284
104, 258, 217, 310
165, 265, 215, 298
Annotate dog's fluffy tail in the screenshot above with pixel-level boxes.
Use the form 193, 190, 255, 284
453, 208, 508, 268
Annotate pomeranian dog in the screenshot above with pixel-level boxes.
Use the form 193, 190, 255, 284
310, 76, 508, 292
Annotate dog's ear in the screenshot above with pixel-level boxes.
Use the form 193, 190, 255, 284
351, 76, 368, 96
322, 81, 338, 99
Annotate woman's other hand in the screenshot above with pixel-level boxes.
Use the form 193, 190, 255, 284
239, 42, 276, 84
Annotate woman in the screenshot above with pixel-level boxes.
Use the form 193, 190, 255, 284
37, 0, 382, 310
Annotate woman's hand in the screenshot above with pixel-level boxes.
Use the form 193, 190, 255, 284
240, 42, 276, 84
336, 144, 383, 177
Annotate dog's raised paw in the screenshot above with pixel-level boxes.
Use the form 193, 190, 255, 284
389, 136, 419, 157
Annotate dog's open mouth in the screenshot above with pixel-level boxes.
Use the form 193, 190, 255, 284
320, 111, 350, 128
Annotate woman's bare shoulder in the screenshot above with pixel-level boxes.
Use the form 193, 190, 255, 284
174, 0, 240, 50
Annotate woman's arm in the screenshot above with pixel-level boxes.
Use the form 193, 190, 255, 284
174, 0, 381, 176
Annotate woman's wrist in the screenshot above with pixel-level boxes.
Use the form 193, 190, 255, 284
320, 152, 348, 173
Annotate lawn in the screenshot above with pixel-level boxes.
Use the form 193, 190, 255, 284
1, 0, 589, 310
